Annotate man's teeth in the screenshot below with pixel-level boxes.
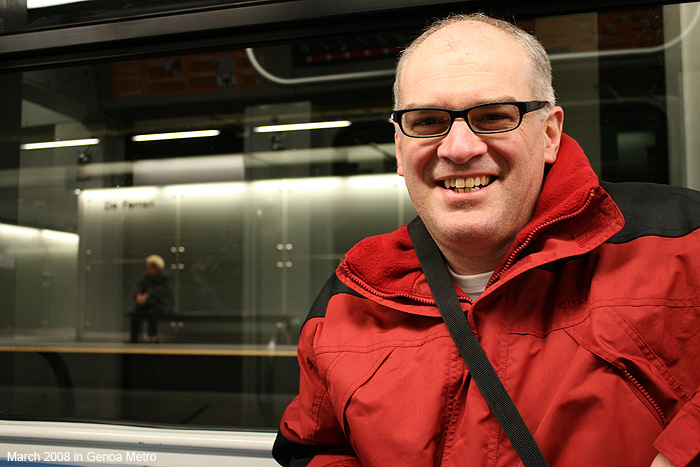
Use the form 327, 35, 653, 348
443, 176, 492, 193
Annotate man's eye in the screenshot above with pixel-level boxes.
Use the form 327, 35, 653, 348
413, 113, 450, 126
403, 111, 451, 134
415, 117, 441, 126
471, 110, 518, 131
481, 113, 509, 121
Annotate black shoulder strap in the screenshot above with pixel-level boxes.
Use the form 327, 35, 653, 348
407, 217, 549, 467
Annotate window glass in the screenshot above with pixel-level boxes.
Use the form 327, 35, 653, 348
0, 32, 407, 429
1, 0, 248, 34
0, 2, 699, 430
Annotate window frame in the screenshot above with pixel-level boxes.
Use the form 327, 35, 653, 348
0, 0, 686, 72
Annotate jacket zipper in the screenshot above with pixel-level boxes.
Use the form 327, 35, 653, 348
343, 265, 448, 306
486, 188, 597, 288
622, 370, 668, 428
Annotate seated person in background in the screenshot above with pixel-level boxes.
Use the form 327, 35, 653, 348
129, 254, 173, 343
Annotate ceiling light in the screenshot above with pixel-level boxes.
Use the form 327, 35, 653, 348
81, 187, 159, 201
165, 183, 247, 197
27, 0, 91, 8
131, 130, 220, 142
347, 174, 405, 189
253, 121, 351, 133
252, 177, 342, 192
21, 138, 100, 150
41, 229, 79, 243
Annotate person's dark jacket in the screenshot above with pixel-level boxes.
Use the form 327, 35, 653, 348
136, 273, 173, 315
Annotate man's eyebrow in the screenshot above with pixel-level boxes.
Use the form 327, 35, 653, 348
401, 96, 518, 110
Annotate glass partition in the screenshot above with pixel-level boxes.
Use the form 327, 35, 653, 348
0, 2, 699, 430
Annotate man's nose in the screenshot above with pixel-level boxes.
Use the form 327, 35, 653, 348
435, 118, 488, 163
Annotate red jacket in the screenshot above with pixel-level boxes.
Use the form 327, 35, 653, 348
274, 135, 700, 467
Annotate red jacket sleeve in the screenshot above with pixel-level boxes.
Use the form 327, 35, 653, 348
654, 387, 700, 467
273, 319, 360, 467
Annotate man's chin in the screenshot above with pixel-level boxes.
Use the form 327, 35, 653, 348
424, 212, 500, 242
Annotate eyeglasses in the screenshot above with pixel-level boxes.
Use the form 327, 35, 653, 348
391, 101, 550, 138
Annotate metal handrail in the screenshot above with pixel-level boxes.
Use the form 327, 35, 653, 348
244, 47, 395, 86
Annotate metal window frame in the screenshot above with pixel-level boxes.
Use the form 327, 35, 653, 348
0, 0, 687, 72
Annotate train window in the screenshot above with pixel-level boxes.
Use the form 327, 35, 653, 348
0, 30, 408, 429
0, 1, 699, 433
2, 0, 244, 33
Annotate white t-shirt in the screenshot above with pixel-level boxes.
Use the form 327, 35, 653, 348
447, 265, 493, 301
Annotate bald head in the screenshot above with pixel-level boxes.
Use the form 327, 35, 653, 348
393, 13, 555, 110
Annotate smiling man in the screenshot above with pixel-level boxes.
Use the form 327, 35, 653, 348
273, 13, 700, 467
393, 17, 562, 277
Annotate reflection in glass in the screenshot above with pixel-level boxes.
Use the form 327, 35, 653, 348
2, 3, 699, 430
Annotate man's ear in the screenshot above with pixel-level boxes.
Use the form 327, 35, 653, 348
544, 106, 564, 164
394, 129, 404, 176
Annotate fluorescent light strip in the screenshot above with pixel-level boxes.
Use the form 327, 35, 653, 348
165, 183, 247, 197
252, 177, 342, 192
347, 174, 405, 189
253, 121, 351, 133
0, 223, 40, 238
0, 224, 78, 243
21, 138, 100, 150
27, 0, 91, 9
41, 229, 79, 243
82, 187, 159, 201
132, 130, 220, 142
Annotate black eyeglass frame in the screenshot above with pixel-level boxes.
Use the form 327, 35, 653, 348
391, 100, 550, 138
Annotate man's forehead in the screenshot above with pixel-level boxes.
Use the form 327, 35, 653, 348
416, 21, 518, 57
401, 21, 527, 94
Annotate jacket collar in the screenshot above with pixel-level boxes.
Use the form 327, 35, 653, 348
338, 134, 624, 310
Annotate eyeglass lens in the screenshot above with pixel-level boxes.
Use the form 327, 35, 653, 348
401, 103, 523, 136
